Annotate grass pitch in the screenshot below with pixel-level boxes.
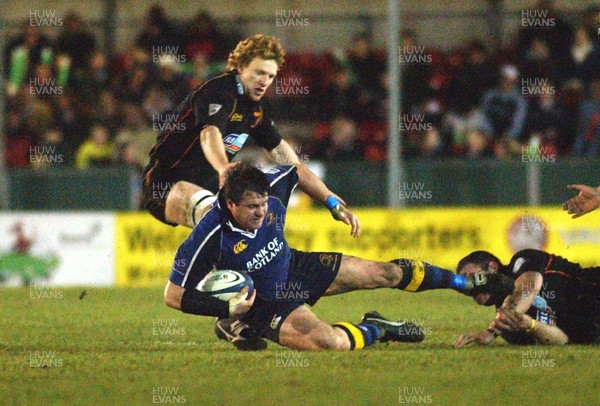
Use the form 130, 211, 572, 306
2, 287, 599, 405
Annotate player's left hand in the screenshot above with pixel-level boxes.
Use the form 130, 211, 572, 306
330, 205, 361, 238
454, 330, 495, 348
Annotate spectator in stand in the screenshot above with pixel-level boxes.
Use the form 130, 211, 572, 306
92, 90, 123, 136
183, 11, 230, 63
559, 79, 586, 153
55, 12, 96, 85
142, 85, 174, 119
115, 103, 155, 169
30, 128, 69, 169
463, 41, 495, 107
347, 32, 385, 100
567, 26, 600, 89
399, 29, 430, 114
75, 124, 114, 169
119, 65, 151, 105
4, 22, 53, 96
311, 117, 363, 161
446, 45, 477, 113
573, 80, 600, 156
517, 0, 573, 80
189, 53, 211, 88
320, 66, 362, 121
4, 109, 34, 168
521, 38, 561, 87
153, 57, 189, 105
442, 104, 493, 156
482, 65, 528, 153
80, 50, 109, 106
419, 127, 444, 157
53, 92, 88, 156
525, 80, 565, 156
465, 129, 493, 158
136, 4, 182, 54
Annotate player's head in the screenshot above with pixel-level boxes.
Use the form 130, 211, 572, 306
227, 34, 285, 101
457, 250, 504, 306
222, 163, 270, 231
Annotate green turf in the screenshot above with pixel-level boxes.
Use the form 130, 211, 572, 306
1, 287, 599, 405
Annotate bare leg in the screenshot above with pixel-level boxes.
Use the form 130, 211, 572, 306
279, 305, 351, 350
324, 255, 402, 296
164, 181, 215, 227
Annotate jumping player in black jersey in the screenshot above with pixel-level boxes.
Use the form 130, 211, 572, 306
142, 34, 356, 231
454, 249, 600, 347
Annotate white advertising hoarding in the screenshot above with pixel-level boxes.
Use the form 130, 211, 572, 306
0, 212, 115, 286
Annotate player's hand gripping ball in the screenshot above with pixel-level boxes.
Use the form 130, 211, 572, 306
196, 270, 254, 301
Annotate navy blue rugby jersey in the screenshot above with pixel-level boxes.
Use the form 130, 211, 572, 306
169, 165, 299, 301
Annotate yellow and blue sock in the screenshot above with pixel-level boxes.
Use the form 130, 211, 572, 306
333, 322, 382, 350
392, 259, 468, 292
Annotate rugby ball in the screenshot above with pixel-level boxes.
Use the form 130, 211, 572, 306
196, 270, 254, 301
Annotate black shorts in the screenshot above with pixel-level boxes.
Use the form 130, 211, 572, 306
141, 161, 219, 226
240, 249, 342, 343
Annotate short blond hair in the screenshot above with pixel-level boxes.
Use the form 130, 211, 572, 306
227, 34, 285, 71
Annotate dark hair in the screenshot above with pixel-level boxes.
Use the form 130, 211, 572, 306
222, 163, 270, 204
456, 250, 502, 274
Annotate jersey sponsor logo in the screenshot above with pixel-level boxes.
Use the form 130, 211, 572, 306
233, 239, 248, 254
536, 307, 556, 326
208, 104, 222, 116
270, 314, 282, 329
231, 113, 243, 121
245, 237, 284, 272
513, 257, 526, 274
223, 133, 249, 153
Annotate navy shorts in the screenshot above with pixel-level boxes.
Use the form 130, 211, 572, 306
240, 249, 342, 343
142, 161, 218, 226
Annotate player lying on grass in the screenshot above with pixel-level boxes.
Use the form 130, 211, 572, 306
163, 163, 505, 351
454, 249, 600, 348
562, 184, 600, 218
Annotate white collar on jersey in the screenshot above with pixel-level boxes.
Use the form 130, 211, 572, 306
234, 74, 245, 96
226, 220, 258, 239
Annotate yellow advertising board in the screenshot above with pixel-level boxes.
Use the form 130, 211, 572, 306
284, 207, 600, 270
115, 213, 191, 286
115, 208, 600, 286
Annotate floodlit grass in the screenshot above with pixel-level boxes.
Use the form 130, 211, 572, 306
2, 287, 599, 405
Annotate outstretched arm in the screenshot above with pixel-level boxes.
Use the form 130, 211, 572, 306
563, 184, 600, 218
455, 271, 569, 348
265, 141, 361, 237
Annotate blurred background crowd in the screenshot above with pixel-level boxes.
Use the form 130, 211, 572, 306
3, 1, 600, 172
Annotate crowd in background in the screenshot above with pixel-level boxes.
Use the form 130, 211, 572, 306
3, 2, 600, 171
